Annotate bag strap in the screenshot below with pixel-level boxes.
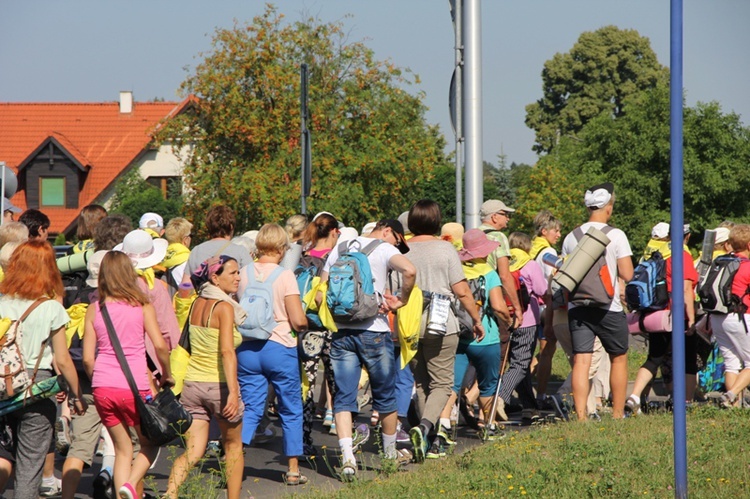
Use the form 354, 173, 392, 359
23, 298, 54, 390
360, 239, 384, 256
99, 303, 143, 401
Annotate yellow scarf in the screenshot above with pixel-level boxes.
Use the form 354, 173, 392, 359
65, 304, 89, 347
509, 248, 532, 272
136, 268, 156, 290
643, 239, 672, 260
462, 260, 494, 280
144, 228, 161, 239
529, 236, 551, 260
162, 243, 190, 269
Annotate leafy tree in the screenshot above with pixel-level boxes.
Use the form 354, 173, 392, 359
159, 6, 449, 234
547, 85, 750, 248
109, 169, 183, 229
525, 26, 669, 154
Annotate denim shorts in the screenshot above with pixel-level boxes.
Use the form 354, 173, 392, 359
330, 329, 397, 414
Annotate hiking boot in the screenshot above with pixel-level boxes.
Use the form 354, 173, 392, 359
409, 424, 429, 463
385, 447, 413, 467
352, 423, 371, 451
522, 408, 541, 422
481, 423, 505, 442
426, 436, 447, 459
396, 426, 411, 444
588, 412, 601, 422
254, 426, 276, 444
625, 395, 642, 416
547, 395, 570, 422
436, 425, 456, 446
55, 416, 71, 456
720, 392, 736, 409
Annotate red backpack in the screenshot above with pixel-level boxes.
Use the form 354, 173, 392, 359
506, 268, 531, 315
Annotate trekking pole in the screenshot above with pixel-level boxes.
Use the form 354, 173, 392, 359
487, 321, 514, 430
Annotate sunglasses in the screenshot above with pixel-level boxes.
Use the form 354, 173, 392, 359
496, 211, 512, 220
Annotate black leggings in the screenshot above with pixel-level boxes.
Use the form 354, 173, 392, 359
645, 332, 698, 378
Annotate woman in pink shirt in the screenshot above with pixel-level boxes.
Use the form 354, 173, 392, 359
82, 251, 173, 499
237, 224, 308, 485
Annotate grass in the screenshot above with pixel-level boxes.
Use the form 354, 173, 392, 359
319, 405, 750, 498
547, 344, 649, 382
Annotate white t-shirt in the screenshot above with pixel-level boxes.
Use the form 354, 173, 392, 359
561, 222, 632, 312
323, 237, 400, 332
535, 246, 558, 281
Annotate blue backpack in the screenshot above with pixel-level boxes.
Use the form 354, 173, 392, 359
238, 264, 284, 340
326, 239, 383, 323
698, 343, 725, 393
625, 251, 669, 311
294, 254, 326, 329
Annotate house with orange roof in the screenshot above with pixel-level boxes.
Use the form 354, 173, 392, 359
0, 92, 194, 236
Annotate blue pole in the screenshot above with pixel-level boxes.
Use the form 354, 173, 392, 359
670, 0, 688, 497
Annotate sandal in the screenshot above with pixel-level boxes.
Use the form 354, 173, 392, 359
370, 410, 379, 427
284, 471, 309, 486
339, 460, 357, 482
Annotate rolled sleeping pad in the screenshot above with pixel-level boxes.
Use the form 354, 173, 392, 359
279, 241, 303, 271
627, 309, 672, 334
553, 227, 611, 293
57, 249, 93, 274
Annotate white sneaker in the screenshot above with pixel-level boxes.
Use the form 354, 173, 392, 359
39, 476, 62, 497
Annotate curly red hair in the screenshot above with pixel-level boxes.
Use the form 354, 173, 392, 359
0, 240, 63, 300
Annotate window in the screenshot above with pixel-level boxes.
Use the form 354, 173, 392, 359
40, 177, 66, 207
146, 176, 181, 200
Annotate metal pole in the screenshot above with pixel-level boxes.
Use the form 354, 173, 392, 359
462, 0, 483, 229
0, 162, 5, 226
669, 0, 687, 497
454, 0, 463, 225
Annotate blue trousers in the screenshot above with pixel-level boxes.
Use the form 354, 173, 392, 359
393, 345, 415, 418
236, 340, 303, 457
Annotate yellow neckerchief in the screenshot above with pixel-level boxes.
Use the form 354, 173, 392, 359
694, 249, 728, 267
462, 260, 494, 280
162, 242, 190, 269
65, 303, 89, 347
643, 239, 672, 261
144, 228, 161, 239
0, 267, 4, 283
137, 268, 156, 289
529, 236, 551, 260
509, 248, 532, 272
73, 239, 94, 254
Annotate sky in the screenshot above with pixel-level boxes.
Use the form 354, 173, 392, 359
1, 1, 748, 167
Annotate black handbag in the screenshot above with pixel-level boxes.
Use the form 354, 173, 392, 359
100, 304, 192, 447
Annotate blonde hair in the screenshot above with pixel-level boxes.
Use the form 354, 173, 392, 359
0, 222, 29, 249
285, 214, 308, 243
509, 232, 532, 253
0, 241, 21, 271
533, 210, 561, 236
164, 217, 193, 244
729, 224, 750, 253
256, 223, 289, 257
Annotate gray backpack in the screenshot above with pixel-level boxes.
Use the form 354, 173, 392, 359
568, 225, 616, 307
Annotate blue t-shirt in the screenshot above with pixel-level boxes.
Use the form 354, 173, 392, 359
460, 269, 502, 346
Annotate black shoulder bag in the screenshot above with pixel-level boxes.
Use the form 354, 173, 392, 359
100, 303, 192, 446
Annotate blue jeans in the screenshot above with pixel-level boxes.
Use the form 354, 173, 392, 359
393, 345, 415, 418
236, 340, 302, 456
330, 330, 397, 414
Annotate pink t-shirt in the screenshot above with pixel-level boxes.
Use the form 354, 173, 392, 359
238, 262, 300, 348
92, 301, 150, 391
520, 259, 548, 328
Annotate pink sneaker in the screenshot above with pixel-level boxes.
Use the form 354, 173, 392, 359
118, 482, 136, 499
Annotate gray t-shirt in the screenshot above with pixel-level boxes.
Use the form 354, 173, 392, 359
185, 239, 253, 277
405, 239, 466, 336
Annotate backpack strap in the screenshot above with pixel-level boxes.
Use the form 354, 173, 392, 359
573, 224, 612, 243
24, 298, 55, 391
360, 239, 384, 256
246, 263, 284, 286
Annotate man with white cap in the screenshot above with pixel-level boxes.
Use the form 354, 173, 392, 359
139, 212, 165, 238
478, 200, 523, 327
560, 182, 634, 420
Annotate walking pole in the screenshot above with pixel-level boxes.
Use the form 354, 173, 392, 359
486, 320, 514, 432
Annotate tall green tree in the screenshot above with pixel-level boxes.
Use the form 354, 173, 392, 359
525, 26, 669, 154
158, 6, 449, 234
546, 85, 750, 247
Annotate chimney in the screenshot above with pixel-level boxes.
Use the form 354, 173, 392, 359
119, 91, 133, 114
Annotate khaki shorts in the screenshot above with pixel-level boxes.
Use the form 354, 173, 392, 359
181, 381, 243, 424
67, 394, 102, 467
